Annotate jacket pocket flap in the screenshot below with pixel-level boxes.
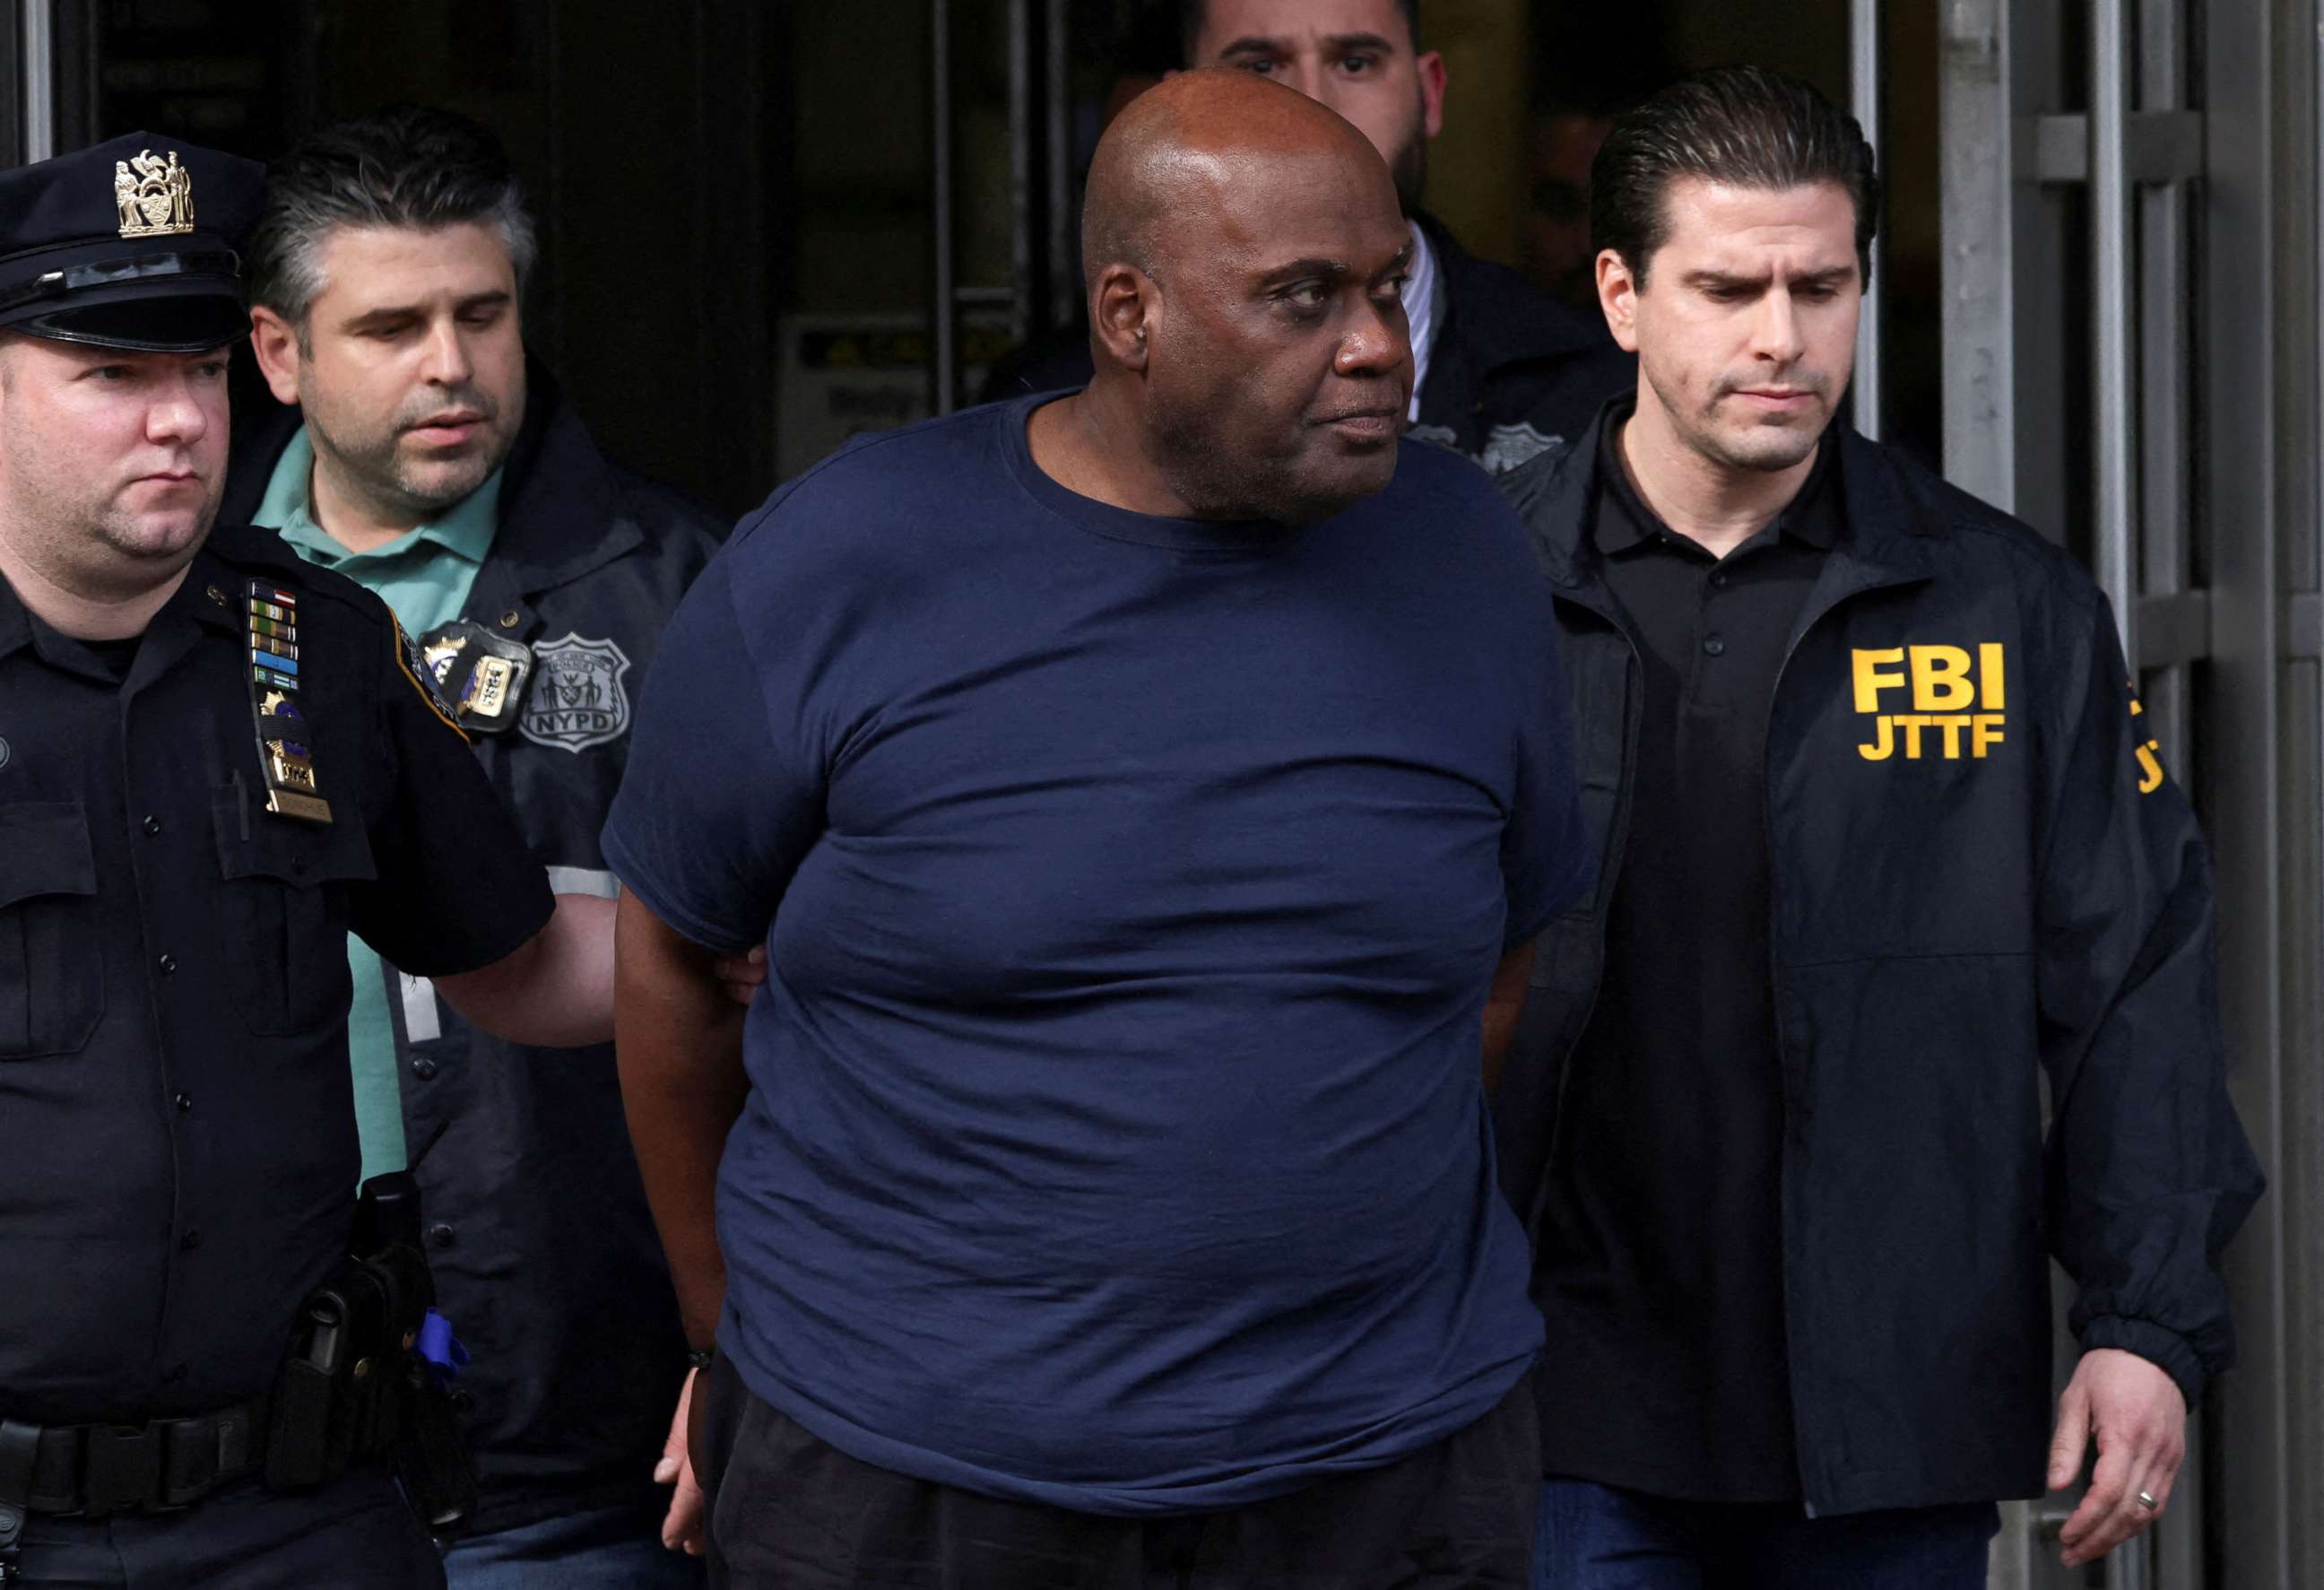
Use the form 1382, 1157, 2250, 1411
0, 802, 97, 910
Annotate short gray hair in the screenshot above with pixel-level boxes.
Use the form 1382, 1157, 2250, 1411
247, 104, 537, 327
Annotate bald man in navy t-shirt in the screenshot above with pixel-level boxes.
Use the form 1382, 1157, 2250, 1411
604, 71, 1587, 1586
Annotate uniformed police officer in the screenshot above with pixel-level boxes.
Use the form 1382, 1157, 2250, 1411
0, 135, 621, 1589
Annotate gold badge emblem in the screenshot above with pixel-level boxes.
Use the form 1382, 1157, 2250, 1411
113, 149, 196, 239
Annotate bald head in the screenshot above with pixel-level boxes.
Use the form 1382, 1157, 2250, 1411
1081, 68, 1394, 295
1058, 66, 1413, 526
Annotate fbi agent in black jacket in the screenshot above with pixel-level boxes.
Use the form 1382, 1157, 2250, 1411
0, 135, 626, 1589
1496, 68, 2261, 1586
218, 108, 726, 1587
982, 1, 1633, 474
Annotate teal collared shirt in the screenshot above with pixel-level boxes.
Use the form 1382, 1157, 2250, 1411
251, 427, 503, 1182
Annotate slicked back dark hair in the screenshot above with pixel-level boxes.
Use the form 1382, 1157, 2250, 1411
1177, 0, 1421, 63
1591, 65, 1878, 288
247, 103, 537, 329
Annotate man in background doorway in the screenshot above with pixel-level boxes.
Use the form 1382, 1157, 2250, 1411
1522, 95, 1617, 315
225, 104, 727, 1589
987, 0, 1631, 475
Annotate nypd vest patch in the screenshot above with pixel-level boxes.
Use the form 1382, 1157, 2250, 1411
519, 632, 632, 752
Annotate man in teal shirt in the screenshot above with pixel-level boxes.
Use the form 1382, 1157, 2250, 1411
252, 429, 502, 1180
222, 107, 728, 1586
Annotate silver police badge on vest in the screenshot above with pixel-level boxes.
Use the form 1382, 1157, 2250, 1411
519, 633, 631, 752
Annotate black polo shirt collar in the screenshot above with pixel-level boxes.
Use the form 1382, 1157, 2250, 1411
1591, 398, 1842, 558
0, 569, 29, 660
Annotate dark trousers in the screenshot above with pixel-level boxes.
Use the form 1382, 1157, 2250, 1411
441, 1497, 705, 1589
1531, 1480, 1999, 1590
7, 1463, 443, 1588
694, 1354, 1540, 1589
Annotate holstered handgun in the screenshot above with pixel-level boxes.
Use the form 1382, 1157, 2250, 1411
265, 1170, 478, 1535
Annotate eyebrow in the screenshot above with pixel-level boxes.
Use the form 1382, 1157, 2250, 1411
1215, 30, 1401, 60
1256, 240, 1416, 290
338, 290, 512, 332
1680, 266, 1858, 292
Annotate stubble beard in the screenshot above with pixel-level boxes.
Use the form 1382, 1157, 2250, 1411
92, 480, 222, 566
1149, 390, 1274, 520
1646, 358, 1828, 477
1149, 372, 1388, 527
305, 389, 513, 525
1387, 114, 1428, 217
1, 446, 217, 599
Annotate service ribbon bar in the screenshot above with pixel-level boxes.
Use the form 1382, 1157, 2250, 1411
244, 578, 331, 825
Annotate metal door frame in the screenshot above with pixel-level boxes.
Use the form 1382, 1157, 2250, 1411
928, 0, 1071, 414
8, 0, 96, 166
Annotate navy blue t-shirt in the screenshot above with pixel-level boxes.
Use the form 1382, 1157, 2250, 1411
603, 395, 1587, 1515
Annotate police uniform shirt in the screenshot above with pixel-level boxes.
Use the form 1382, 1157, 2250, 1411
0, 526, 553, 1425
1531, 399, 1838, 1502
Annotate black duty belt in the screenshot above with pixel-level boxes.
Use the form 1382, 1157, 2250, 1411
0, 1396, 266, 1522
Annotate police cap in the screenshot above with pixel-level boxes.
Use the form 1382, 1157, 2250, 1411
0, 133, 264, 353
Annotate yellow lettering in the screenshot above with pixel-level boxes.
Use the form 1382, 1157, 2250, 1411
1979, 643, 2007, 709
1971, 715, 2007, 758
1899, 715, 1932, 759
1858, 715, 1896, 761
1851, 647, 1907, 713
2137, 740, 2165, 794
1934, 716, 1967, 759
1909, 645, 1977, 710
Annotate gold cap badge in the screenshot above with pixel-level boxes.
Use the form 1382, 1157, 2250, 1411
113, 149, 195, 239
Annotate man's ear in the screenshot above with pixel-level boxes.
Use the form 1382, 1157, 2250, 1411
246, 306, 306, 406
1595, 248, 1641, 354
1416, 50, 1448, 141
1089, 262, 1157, 374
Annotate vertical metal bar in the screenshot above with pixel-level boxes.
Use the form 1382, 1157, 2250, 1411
1006, 0, 1033, 346
1045, 0, 1072, 331
2090, 0, 2135, 655
21, 0, 51, 161
1939, 0, 2015, 508
2202, 0, 2303, 1581
2285, 2, 2324, 1583
2135, 0, 2186, 604
0, 0, 21, 170
2006, 1, 2074, 545
541, 3, 568, 378
1849, 0, 1883, 439
930, 0, 959, 415
2132, 3, 2194, 1079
